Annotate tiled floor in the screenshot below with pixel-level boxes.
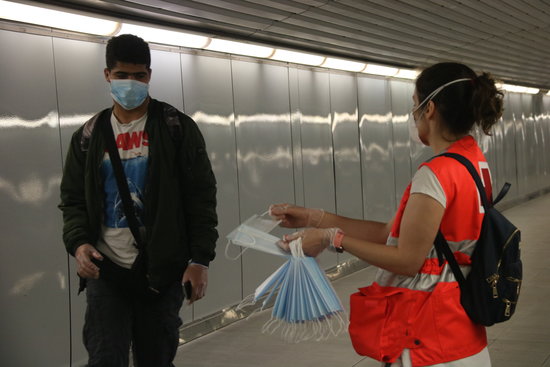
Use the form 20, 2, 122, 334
174, 194, 550, 367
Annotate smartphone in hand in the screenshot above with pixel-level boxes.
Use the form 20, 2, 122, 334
182, 281, 192, 300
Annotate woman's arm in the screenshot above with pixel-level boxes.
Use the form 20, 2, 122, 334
288, 193, 444, 277
318, 212, 393, 245
270, 203, 393, 244
340, 193, 444, 276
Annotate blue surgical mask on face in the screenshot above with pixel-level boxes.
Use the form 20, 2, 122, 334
110, 79, 149, 110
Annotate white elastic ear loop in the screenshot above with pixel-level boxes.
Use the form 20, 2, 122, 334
414, 78, 471, 113
289, 238, 304, 258
225, 239, 247, 260
225, 229, 255, 260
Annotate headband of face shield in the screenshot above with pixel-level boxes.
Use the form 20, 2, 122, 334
408, 78, 472, 144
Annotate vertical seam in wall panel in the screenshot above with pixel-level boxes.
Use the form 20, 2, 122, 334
513, 99, 520, 197
286, 66, 297, 206
179, 53, 187, 113
354, 76, 365, 221
297, 70, 307, 208
328, 72, 338, 215
51, 36, 73, 367
228, 56, 244, 300
388, 80, 398, 211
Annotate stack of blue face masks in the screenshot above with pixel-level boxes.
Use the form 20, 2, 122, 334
228, 215, 347, 343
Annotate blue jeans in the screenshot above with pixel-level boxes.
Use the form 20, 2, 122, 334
83, 278, 184, 367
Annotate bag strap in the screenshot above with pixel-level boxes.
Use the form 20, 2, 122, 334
433, 152, 492, 286
434, 152, 512, 286
434, 232, 466, 285
440, 152, 492, 209
98, 109, 144, 249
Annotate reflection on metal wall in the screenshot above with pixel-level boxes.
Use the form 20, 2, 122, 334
180, 54, 240, 319
295, 68, 336, 270
231, 60, 295, 295
358, 77, 395, 222
329, 72, 361, 264
2, 29, 550, 366
0, 30, 69, 367
52, 36, 112, 367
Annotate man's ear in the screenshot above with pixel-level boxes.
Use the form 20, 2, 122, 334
104, 68, 110, 82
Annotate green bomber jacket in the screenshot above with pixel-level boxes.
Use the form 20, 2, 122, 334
59, 98, 218, 290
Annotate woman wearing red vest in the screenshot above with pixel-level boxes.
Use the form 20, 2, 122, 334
270, 62, 503, 366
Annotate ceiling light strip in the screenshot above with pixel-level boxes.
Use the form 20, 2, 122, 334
0, 0, 543, 92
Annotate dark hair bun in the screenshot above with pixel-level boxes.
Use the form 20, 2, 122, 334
472, 72, 504, 135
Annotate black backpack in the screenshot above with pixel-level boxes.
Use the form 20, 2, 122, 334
434, 153, 522, 326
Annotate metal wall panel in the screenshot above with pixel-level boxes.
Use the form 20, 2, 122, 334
150, 49, 184, 111
521, 95, 537, 194
329, 72, 362, 218
288, 67, 305, 207
53, 36, 112, 367
0, 30, 69, 367
491, 119, 505, 200
509, 93, 527, 197
500, 94, 519, 201
231, 60, 294, 295
390, 80, 413, 205
328, 72, 361, 263
296, 68, 336, 269
180, 53, 242, 319
358, 76, 395, 222
531, 95, 547, 191
541, 96, 550, 188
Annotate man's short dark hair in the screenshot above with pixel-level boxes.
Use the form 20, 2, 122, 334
106, 34, 151, 69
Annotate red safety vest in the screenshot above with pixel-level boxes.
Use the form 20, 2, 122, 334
350, 136, 489, 366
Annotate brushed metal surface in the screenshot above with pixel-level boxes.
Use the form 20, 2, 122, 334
329, 72, 361, 263
181, 53, 242, 319
358, 76, 395, 222
0, 30, 69, 367
231, 59, 294, 296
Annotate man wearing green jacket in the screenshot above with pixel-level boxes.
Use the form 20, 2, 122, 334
59, 34, 218, 367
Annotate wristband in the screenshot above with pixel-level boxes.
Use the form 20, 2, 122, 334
332, 229, 345, 253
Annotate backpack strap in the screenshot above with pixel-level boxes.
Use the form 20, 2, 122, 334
98, 109, 144, 250
433, 152, 500, 285
493, 182, 511, 206
440, 152, 492, 209
434, 231, 466, 286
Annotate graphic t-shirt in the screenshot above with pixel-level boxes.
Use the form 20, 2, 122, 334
95, 112, 148, 268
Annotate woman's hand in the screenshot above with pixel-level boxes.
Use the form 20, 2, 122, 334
279, 228, 339, 257
269, 203, 325, 228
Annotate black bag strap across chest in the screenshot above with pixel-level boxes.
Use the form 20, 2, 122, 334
98, 109, 144, 249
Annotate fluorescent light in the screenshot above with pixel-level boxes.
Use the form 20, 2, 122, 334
363, 64, 399, 77
0, 0, 119, 36
394, 69, 418, 80
524, 87, 540, 94
547, 91, 550, 96
499, 83, 539, 94
118, 23, 209, 48
206, 38, 274, 58
269, 49, 325, 66
321, 57, 365, 72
